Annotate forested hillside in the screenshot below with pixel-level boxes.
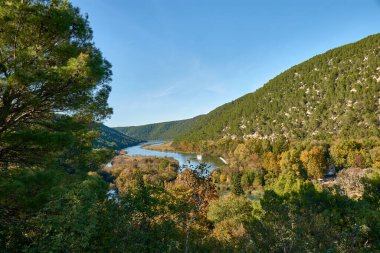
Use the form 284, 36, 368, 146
95, 124, 142, 150
115, 116, 202, 140
176, 34, 380, 142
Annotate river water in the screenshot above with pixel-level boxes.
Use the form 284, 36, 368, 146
124, 141, 221, 171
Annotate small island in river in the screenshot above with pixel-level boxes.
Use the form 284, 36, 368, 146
104, 154, 179, 191
142, 141, 177, 152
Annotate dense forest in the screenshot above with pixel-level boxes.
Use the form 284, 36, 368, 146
115, 116, 201, 141
117, 34, 380, 143
95, 123, 142, 150
1, 1, 380, 252
175, 34, 380, 142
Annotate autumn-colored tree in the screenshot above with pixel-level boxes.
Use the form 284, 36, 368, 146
262, 152, 280, 173
167, 164, 217, 253
246, 153, 262, 169
300, 146, 327, 179
234, 143, 250, 161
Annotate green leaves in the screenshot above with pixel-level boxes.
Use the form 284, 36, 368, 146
207, 194, 252, 223
0, 0, 114, 169
27, 172, 108, 252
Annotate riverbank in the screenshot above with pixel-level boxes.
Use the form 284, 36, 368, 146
123, 141, 219, 172
142, 141, 196, 155
142, 141, 178, 152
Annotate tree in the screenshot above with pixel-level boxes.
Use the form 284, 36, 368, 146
330, 140, 361, 168
233, 143, 249, 161
232, 172, 244, 196
27, 172, 109, 252
167, 164, 217, 253
207, 194, 253, 250
251, 183, 377, 252
300, 146, 326, 179
0, 0, 112, 167
370, 147, 380, 169
207, 194, 252, 223
279, 148, 301, 172
262, 152, 280, 173
362, 172, 380, 211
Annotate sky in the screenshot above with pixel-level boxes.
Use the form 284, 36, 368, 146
71, 0, 380, 127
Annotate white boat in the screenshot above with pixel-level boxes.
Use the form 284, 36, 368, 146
196, 154, 202, 161
219, 157, 228, 165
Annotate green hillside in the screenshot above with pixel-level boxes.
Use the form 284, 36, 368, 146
176, 34, 380, 142
114, 116, 202, 140
95, 123, 142, 150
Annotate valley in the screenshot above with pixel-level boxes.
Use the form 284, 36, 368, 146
1, 1, 380, 251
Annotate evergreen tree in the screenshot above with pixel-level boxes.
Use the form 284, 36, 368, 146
232, 172, 244, 196
0, 0, 112, 168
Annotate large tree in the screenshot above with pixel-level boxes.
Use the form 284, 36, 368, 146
0, 0, 112, 167
300, 146, 327, 179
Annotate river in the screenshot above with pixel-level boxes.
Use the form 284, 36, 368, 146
124, 141, 221, 171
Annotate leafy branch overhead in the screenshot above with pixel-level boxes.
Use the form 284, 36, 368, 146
0, 0, 113, 167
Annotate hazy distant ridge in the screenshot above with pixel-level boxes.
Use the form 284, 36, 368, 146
114, 116, 202, 141
96, 123, 142, 150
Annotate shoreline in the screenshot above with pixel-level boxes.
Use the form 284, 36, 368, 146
142, 141, 178, 152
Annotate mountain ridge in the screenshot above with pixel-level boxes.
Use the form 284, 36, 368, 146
95, 123, 142, 150
174, 33, 380, 142
114, 34, 380, 143
114, 115, 203, 141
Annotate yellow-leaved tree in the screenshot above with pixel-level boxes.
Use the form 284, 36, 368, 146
300, 146, 327, 179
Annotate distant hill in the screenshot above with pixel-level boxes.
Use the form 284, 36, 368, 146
174, 34, 380, 142
114, 116, 202, 141
95, 123, 142, 150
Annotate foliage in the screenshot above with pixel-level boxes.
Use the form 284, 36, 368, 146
248, 183, 379, 252
279, 148, 301, 172
362, 171, 380, 210
300, 145, 327, 179
114, 115, 202, 141
330, 139, 377, 169
94, 123, 142, 150
106, 155, 178, 191
262, 151, 280, 174
175, 34, 380, 142
265, 171, 309, 195
0, 0, 112, 168
2, 160, 380, 252
167, 164, 217, 253
207, 194, 252, 223
27, 173, 109, 252
231, 172, 244, 196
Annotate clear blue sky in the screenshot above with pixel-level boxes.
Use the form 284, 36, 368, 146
71, 0, 380, 127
